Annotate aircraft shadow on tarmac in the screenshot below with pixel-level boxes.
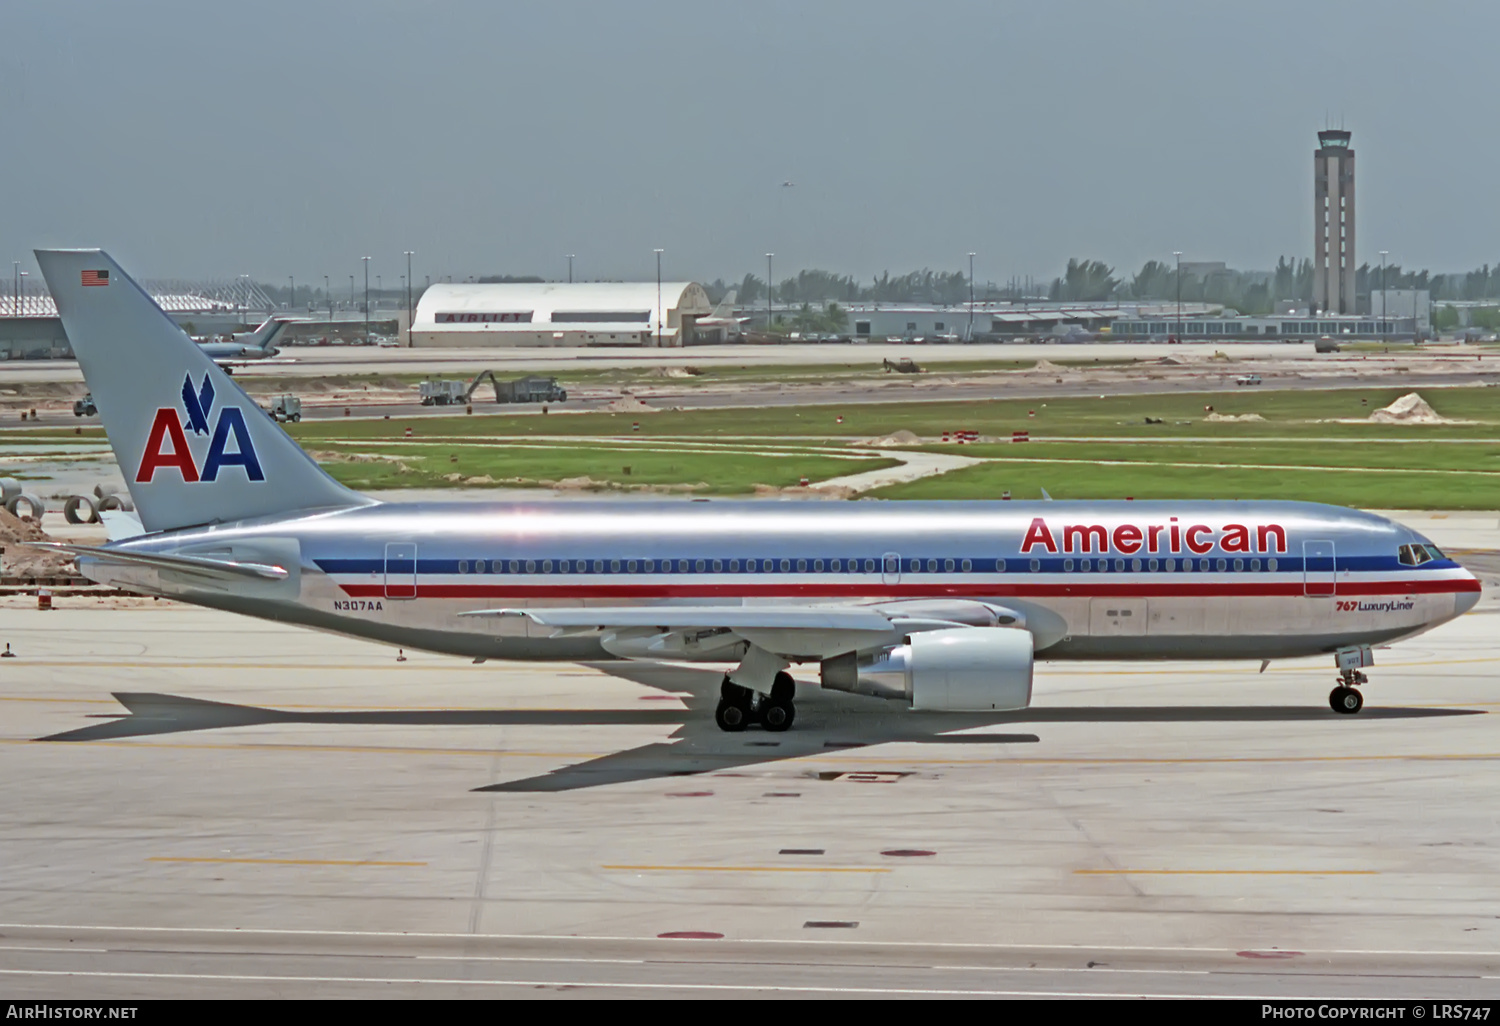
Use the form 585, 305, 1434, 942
37, 660, 1480, 792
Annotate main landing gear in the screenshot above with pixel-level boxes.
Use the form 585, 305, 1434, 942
715, 671, 797, 732
1329, 668, 1367, 715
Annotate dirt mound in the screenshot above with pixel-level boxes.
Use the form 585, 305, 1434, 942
1204, 412, 1265, 423
0, 506, 75, 577
1368, 392, 1452, 424
645, 367, 703, 379
857, 429, 922, 447
752, 483, 855, 500
602, 394, 654, 413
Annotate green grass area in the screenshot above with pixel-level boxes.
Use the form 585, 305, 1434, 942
289, 385, 1500, 443
312, 441, 899, 494
920, 439, 1500, 473
870, 460, 1500, 508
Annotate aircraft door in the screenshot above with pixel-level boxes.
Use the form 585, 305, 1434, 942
882, 552, 901, 586
384, 542, 417, 600
1303, 540, 1336, 597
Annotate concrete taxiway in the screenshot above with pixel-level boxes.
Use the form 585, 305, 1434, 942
1, 584, 1499, 998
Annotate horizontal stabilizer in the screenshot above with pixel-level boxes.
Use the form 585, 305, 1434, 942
23, 541, 288, 581
459, 605, 895, 632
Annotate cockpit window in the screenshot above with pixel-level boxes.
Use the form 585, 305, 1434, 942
1399, 544, 1440, 566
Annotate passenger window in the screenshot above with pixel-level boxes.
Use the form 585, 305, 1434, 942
1165, 558, 1175, 571
713, 559, 723, 572
729, 559, 739, 572
1216, 558, 1227, 571
1081, 558, 1092, 572
944, 558, 955, 572
961, 559, 971, 572
797, 559, 807, 572
1148, 558, 1158, 571
814, 559, 824, 572
781, 558, 791, 572
1029, 558, 1040, 572
644, 559, 655, 572
695, 559, 706, 572
1114, 559, 1125, 572
458, 560, 469, 574
1268, 557, 1278, 571
1131, 558, 1142, 572
559, 560, 569, 573
996, 558, 1007, 572
594, 560, 605, 573
1250, 558, 1260, 571
747, 559, 757, 572
627, 560, 637, 573
1064, 558, 1074, 571
526, 560, 536, 573
609, 559, 620, 573
543, 560, 553, 573
1233, 558, 1244, 571
927, 559, 938, 572
510, 560, 520, 573
910, 559, 921, 573
831, 559, 842, 572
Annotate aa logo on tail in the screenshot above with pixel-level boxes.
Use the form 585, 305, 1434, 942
136, 373, 265, 483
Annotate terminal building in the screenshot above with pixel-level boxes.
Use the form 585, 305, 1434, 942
410, 281, 713, 347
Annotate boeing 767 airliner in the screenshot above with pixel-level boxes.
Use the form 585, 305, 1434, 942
31, 249, 1480, 732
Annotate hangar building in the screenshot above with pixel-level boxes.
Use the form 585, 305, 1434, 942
410, 281, 713, 347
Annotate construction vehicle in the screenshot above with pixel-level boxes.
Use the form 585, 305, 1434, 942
883, 358, 922, 374
421, 372, 568, 406
419, 380, 468, 406
73, 393, 97, 416
265, 394, 302, 422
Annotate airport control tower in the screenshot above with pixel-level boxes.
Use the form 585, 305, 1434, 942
1313, 129, 1356, 314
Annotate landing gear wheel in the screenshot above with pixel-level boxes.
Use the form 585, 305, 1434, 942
761, 699, 796, 732
1329, 686, 1364, 714
715, 698, 750, 732
770, 671, 796, 702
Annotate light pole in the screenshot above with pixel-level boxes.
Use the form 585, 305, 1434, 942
11, 262, 17, 317
288, 275, 294, 312
324, 275, 331, 323
766, 253, 774, 330
1173, 251, 1183, 340
567, 254, 574, 284
968, 252, 976, 342
404, 250, 414, 338
362, 257, 371, 344
18, 271, 26, 315
238, 274, 250, 328
653, 248, 664, 348
349, 275, 354, 313
1379, 250, 1389, 338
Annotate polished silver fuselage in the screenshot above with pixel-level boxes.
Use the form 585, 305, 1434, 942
81, 498, 1480, 665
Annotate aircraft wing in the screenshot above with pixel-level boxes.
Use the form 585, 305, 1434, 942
459, 605, 896, 632
23, 542, 289, 582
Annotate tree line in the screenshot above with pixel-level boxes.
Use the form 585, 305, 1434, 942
701, 258, 1500, 316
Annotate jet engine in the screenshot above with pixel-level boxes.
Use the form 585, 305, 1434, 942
820, 627, 1033, 712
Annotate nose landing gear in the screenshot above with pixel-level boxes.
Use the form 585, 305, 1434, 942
1329, 668, 1367, 715
715, 671, 797, 732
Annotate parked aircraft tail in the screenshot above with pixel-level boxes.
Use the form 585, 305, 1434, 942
235, 316, 295, 354
709, 290, 738, 319
36, 249, 371, 533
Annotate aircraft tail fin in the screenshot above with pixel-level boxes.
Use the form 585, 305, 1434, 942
241, 316, 292, 353
35, 249, 372, 533
709, 290, 738, 319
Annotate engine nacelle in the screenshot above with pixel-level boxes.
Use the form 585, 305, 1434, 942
820, 627, 1033, 712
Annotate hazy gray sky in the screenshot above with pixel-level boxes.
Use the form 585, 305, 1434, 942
3, 1, 1496, 288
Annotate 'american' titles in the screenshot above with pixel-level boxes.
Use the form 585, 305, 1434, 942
1021, 517, 1288, 556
